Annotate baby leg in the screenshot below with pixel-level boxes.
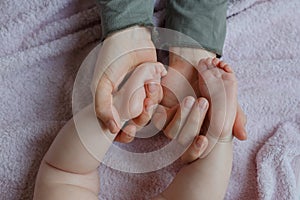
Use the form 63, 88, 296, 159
159, 59, 237, 200
34, 62, 166, 200
197, 58, 237, 157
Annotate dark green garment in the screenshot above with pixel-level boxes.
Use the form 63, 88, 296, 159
97, 0, 227, 56
165, 0, 227, 56
97, 0, 154, 38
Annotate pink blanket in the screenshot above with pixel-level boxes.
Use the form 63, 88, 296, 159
0, 0, 299, 199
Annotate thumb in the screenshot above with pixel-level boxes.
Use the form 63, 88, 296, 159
95, 75, 121, 133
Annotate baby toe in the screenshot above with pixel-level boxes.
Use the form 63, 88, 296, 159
212, 58, 220, 66
197, 58, 209, 72
155, 63, 167, 76
224, 65, 233, 73
221, 72, 237, 82
218, 61, 227, 69
216, 61, 234, 74
204, 58, 215, 69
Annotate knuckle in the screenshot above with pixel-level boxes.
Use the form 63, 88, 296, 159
134, 114, 149, 127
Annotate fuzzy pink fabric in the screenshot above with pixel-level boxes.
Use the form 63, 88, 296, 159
0, 0, 299, 199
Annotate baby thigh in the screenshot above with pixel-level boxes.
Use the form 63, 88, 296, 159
34, 117, 101, 200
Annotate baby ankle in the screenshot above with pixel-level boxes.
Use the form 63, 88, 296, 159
218, 135, 233, 143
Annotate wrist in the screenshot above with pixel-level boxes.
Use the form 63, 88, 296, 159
105, 25, 152, 43
204, 128, 234, 144
218, 136, 233, 143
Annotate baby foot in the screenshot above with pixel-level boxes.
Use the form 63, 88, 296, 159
196, 58, 237, 157
114, 62, 167, 121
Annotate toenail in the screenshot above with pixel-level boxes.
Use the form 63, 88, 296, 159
195, 137, 207, 152
213, 58, 219, 65
184, 97, 195, 108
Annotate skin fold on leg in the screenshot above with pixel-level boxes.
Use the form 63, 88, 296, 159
34, 62, 166, 200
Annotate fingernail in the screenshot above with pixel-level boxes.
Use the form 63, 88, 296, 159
147, 83, 157, 93
195, 137, 203, 148
196, 137, 207, 152
184, 97, 195, 108
107, 120, 117, 133
199, 99, 208, 110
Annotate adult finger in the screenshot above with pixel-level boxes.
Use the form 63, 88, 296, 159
117, 97, 155, 140
180, 135, 208, 164
177, 98, 209, 146
114, 124, 136, 143
164, 96, 196, 139
95, 75, 121, 134
233, 103, 247, 140
152, 104, 178, 132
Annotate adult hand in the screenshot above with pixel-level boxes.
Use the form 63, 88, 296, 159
153, 96, 209, 164
92, 26, 163, 142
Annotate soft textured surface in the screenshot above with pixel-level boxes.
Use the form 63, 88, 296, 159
0, 0, 299, 199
